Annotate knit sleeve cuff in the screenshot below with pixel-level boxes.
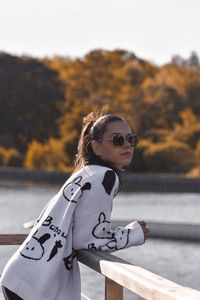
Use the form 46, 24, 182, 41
125, 221, 145, 246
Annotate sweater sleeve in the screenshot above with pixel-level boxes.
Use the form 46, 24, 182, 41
73, 211, 144, 252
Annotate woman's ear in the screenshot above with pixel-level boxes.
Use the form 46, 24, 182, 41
91, 140, 102, 156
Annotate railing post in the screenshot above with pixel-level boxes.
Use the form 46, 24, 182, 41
105, 277, 123, 300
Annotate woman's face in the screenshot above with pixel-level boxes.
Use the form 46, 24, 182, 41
92, 121, 134, 170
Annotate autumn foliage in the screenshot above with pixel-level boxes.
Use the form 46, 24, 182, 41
0, 49, 200, 175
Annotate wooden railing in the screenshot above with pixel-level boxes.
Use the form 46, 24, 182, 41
1, 234, 200, 300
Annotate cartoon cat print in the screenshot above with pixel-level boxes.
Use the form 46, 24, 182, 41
63, 176, 91, 203
88, 212, 130, 251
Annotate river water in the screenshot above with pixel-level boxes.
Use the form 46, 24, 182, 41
0, 181, 199, 299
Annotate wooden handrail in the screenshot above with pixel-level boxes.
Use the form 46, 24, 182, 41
0, 234, 27, 245
1, 234, 200, 300
78, 250, 200, 300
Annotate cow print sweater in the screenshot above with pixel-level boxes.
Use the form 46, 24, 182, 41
1, 165, 144, 300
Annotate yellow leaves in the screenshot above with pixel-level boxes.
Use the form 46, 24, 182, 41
187, 166, 200, 177
138, 138, 195, 173
123, 61, 146, 86
0, 146, 20, 166
24, 139, 70, 172
24, 140, 44, 170
195, 141, 200, 165
142, 139, 191, 157
179, 108, 200, 129
154, 64, 188, 97
141, 64, 190, 107
59, 99, 96, 137
169, 109, 200, 148
136, 107, 200, 174
186, 139, 200, 177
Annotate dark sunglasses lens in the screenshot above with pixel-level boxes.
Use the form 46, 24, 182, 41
127, 134, 139, 146
112, 135, 124, 146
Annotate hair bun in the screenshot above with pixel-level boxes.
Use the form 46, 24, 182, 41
82, 112, 97, 128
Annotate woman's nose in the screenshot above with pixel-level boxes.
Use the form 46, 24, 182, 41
124, 140, 132, 147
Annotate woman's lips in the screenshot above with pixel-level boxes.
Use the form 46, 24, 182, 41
121, 152, 132, 156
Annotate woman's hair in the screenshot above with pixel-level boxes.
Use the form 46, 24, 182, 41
74, 111, 126, 173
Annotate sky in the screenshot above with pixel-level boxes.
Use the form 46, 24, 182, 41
0, 0, 200, 65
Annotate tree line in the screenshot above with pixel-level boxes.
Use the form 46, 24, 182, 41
0, 49, 200, 175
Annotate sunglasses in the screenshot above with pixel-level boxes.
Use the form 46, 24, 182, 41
105, 133, 139, 147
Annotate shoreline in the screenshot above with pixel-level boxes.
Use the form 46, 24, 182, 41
0, 166, 200, 193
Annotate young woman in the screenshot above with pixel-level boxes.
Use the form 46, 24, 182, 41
1, 112, 149, 300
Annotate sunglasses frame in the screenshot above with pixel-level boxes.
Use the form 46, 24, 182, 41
104, 133, 139, 147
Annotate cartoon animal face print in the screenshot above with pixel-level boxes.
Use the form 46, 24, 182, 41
63, 176, 91, 203
89, 212, 130, 251
106, 228, 130, 250
92, 213, 114, 239
20, 231, 51, 260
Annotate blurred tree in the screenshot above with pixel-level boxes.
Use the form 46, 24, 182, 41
135, 63, 200, 136
0, 145, 20, 166
0, 52, 65, 151
186, 76, 200, 116
171, 51, 200, 68
187, 51, 200, 68
24, 138, 70, 172
171, 54, 186, 67
167, 109, 200, 149
195, 141, 200, 165
138, 139, 195, 173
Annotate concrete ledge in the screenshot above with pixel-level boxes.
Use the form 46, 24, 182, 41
112, 220, 200, 242
122, 172, 200, 193
0, 167, 200, 193
0, 166, 70, 185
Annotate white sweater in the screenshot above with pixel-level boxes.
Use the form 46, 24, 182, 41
1, 165, 144, 300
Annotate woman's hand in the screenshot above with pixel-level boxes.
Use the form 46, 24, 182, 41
137, 221, 149, 241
